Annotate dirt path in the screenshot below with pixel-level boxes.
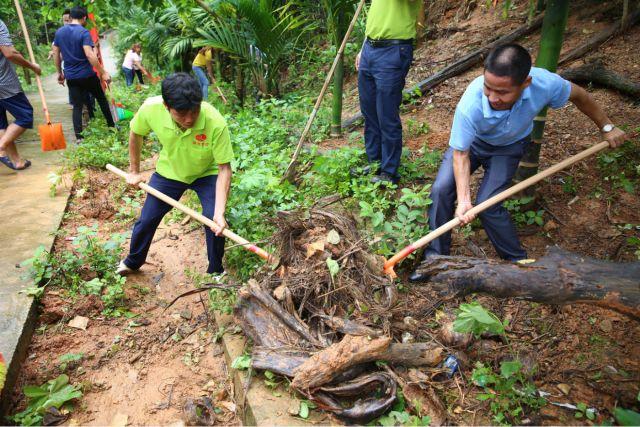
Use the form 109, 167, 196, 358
9, 172, 239, 425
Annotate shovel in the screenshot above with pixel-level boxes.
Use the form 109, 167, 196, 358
383, 140, 613, 278
106, 164, 276, 264
15, 0, 66, 151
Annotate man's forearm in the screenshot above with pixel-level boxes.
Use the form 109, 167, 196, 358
4, 48, 34, 70
569, 83, 610, 129
86, 51, 105, 75
453, 150, 472, 203
129, 132, 143, 173
214, 164, 232, 217
53, 50, 62, 74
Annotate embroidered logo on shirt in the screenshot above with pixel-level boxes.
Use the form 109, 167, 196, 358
193, 133, 208, 146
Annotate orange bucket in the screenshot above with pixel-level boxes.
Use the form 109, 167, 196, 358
39, 122, 66, 151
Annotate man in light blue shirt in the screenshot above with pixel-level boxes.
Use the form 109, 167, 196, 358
409, 44, 626, 282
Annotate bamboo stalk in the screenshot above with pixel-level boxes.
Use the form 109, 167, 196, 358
282, 0, 366, 183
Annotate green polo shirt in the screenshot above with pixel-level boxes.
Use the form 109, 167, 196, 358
130, 96, 234, 184
365, 0, 421, 40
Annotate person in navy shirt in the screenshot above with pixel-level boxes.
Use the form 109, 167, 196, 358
52, 6, 114, 141
409, 43, 627, 282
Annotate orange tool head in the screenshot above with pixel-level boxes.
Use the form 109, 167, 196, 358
39, 122, 66, 151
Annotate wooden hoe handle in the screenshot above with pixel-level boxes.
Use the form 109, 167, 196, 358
383, 141, 611, 276
106, 164, 276, 264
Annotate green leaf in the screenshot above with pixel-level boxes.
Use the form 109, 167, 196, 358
500, 361, 522, 379
615, 408, 640, 426
231, 355, 251, 370
453, 301, 505, 337
326, 258, 340, 278
299, 401, 309, 419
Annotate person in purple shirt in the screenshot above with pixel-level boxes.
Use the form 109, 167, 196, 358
52, 6, 114, 141
409, 43, 627, 282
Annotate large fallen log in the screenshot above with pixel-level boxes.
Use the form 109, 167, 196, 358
558, 9, 640, 66
251, 342, 444, 378
412, 247, 640, 320
561, 60, 640, 97
291, 335, 392, 391
341, 15, 545, 129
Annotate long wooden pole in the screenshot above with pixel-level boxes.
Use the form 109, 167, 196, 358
14, 0, 50, 124
106, 164, 277, 264
282, 0, 366, 183
383, 141, 611, 276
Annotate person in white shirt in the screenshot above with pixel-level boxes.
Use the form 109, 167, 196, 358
122, 43, 148, 86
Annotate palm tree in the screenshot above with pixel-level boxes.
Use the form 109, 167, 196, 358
195, 0, 314, 97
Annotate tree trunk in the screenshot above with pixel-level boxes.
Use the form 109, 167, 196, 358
330, 10, 348, 138
341, 14, 545, 129
235, 61, 245, 106
413, 247, 640, 320
514, 0, 569, 195
561, 60, 640, 97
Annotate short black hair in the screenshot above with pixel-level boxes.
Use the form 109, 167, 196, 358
161, 73, 202, 111
63, 8, 71, 15
484, 44, 532, 85
70, 6, 88, 19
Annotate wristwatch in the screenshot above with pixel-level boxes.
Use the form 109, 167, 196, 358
601, 124, 615, 133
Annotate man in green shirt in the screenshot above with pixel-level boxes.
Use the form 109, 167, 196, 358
356, 0, 421, 185
117, 72, 234, 276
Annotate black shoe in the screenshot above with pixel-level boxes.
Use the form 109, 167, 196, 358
350, 164, 376, 177
371, 172, 398, 186
408, 251, 438, 282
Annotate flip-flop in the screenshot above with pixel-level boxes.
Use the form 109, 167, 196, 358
0, 156, 31, 170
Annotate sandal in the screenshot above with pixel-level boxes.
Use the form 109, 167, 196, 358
0, 156, 31, 170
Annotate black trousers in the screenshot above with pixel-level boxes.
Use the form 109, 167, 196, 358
67, 75, 115, 138
124, 173, 225, 274
135, 69, 144, 84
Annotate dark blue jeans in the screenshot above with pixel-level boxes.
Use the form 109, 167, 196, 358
122, 67, 134, 86
425, 138, 530, 261
124, 172, 225, 274
358, 41, 413, 179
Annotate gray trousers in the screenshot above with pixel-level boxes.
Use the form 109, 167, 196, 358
425, 138, 529, 261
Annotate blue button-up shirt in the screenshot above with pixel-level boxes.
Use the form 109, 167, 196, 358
449, 67, 572, 151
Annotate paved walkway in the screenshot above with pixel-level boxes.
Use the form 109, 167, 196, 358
0, 72, 73, 410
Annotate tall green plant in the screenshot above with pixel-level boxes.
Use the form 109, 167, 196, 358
321, 0, 358, 136
514, 0, 569, 193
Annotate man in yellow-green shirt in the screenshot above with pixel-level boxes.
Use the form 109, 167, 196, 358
356, 0, 421, 185
117, 72, 234, 276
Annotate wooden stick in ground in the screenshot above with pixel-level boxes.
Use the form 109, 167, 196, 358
282, 0, 366, 183
14, 0, 50, 124
106, 164, 276, 264
213, 83, 228, 104
383, 141, 611, 276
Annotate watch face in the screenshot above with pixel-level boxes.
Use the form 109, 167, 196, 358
603, 124, 614, 132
